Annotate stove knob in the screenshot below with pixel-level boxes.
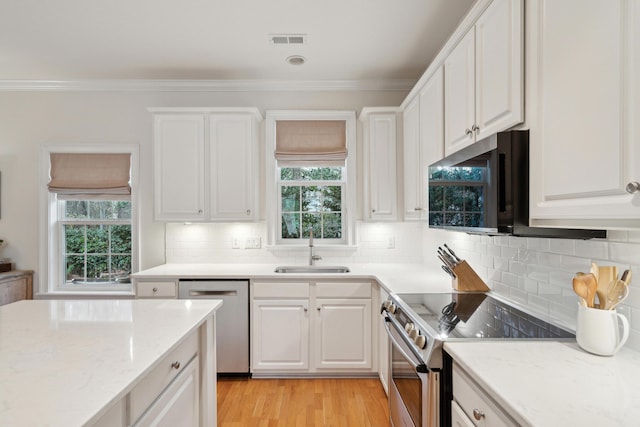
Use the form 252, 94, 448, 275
414, 334, 427, 349
404, 322, 414, 333
388, 303, 397, 314
408, 328, 419, 340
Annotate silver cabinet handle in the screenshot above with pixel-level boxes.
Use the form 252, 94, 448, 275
317, 307, 321, 311
473, 409, 485, 420
246, 209, 251, 215
372, 209, 376, 213
465, 128, 473, 136
414, 207, 423, 211
152, 287, 158, 293
471, 124, 480, 132
626, 181, 640, 194
304, 308, 308, 312
197, 209, 203, 214
171, 361, 181, 370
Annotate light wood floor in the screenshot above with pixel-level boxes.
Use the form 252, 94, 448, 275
217, 377, 390, 427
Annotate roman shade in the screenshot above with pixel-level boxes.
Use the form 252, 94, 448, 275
275, 120, 347, 166
48, 153, 131, 199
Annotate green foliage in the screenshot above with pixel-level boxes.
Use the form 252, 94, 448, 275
280, 167, 343, 181
429, 166, 486, 228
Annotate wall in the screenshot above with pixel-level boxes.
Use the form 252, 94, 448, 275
433, 230, 640, 351
0, 88, 407, 291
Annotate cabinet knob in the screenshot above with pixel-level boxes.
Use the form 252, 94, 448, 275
197, 209, 203, 214
471, 124, 480, 132
152, 287, 158, 293
372, 209, 376, 213
246, 209, 251, 215
414, 207, 422, 211
171, 361, 181, 370
465, 128, 473, 137
626, 181, 640, 194
473, 409, 485, 420
304, 308, 308, 312
317, 307, 321, 311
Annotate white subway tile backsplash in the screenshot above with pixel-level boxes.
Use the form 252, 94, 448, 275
549, 239, 574, 255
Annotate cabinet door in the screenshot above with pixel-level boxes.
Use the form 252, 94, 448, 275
528, 0, 640, 226
133, 356, 199, 427
154, 115, 206, 221
403, 97, 422, 220
451, 401, 475, 427
252, 299, 309, 370
364, 114, 397, 220
474, 0, 523, 140
445, 30, 476, 155
314, 298, 372, 369
209, 114, 257, 221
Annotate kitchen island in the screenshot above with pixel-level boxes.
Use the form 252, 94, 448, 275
0, 299, 221, 426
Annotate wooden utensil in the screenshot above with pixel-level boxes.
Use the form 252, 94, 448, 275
595, 265, 618, 309
621, 269, 632, 286
573, 273, 597, 308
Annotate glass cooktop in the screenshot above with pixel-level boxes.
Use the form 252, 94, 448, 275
395, 292, 574, 340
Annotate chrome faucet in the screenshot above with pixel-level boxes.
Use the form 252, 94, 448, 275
308, 231, 322, 266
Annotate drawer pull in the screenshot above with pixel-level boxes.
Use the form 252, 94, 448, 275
171, 361, 181, 370
152, 287, 158, 293
473, 408, 485, 420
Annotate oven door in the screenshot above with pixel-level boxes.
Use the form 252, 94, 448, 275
384, 315, 439, 427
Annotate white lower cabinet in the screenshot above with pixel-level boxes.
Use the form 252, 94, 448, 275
251, 281, 373, 375
378, 287, 390, 395
133, 356, 199, 427
452, 362, 518, 427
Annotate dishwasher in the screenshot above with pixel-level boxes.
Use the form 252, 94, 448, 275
178, 279, 249, 376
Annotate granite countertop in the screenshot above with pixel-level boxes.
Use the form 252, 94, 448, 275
0, 299, 222, 426
130, 262, 453, 294
445, 341, 640, 427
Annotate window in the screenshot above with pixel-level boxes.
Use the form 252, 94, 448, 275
61, 200, 132, 285
41, 146, 138, 294
265, 111, 356, 246
279, 167, 344, 240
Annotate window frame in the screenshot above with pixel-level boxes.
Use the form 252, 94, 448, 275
39, 144, 139, 295
265, 111, 356, 247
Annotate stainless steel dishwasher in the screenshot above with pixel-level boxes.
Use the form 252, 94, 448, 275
178, 279, 249, 376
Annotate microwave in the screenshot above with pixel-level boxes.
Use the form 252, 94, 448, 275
428, 130, 605, 239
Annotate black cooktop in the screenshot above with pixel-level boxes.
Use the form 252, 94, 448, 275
395, 292, 574, 340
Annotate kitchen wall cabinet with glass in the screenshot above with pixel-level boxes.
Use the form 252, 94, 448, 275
251, 280, 374, 375
527, 0, 640, 229
151, 108, 262, 222
360, 109, 399, 221
444, 0, 523, 155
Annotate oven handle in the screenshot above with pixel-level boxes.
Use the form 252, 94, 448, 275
383, 315, 428, 373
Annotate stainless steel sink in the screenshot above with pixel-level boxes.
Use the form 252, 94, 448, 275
274, 266, 350, 274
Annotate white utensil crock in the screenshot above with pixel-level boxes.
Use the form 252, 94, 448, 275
576, 303, 629, 356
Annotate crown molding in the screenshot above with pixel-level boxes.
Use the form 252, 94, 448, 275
0, 78, 416, 92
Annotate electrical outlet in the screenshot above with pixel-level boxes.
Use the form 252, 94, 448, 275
232, 237, 242, 249
387, 236, 395, 249
245, 237, 261, 249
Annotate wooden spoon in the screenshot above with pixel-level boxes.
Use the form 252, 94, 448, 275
573, 273, 597, 308
595, 265, 618, 309
605, 279, 629, 310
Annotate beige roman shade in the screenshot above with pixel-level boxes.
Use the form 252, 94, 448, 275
275, 120, 347, 166
48, 153, 131, 199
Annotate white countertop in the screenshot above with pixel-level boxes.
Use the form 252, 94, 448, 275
0, 299, 222, 427
130, 262, 453, 294
445, 341, 640, 427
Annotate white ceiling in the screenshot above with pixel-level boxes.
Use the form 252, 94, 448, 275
0, 0, 475, 83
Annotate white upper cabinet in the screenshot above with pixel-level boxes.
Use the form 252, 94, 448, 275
208, 114, 257, 220
152, 108, 262, 222
527, 0, 640, 228
153, 114, 206, 221
403, 67, 444, 221
444, 0, 523, 155
361, 110, 398, 221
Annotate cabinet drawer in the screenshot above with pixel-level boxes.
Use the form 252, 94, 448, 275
316, 282, 371, 298
253, 282, 309, 298
137, 281, 177, 298
453, 363, 517, 427
130, 331, 198, 423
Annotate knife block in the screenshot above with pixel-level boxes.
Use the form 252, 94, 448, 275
451, 260, 490, 292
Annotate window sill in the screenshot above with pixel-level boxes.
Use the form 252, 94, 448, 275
36, 291, 136, 299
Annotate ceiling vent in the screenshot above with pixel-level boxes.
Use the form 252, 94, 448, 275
269, 34, 307, 45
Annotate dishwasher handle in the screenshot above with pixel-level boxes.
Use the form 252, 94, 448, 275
187, 290, 238, 297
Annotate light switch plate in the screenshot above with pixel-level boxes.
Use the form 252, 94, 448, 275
245, 237, 261, 249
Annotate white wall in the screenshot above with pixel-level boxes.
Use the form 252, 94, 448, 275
0, 89, 407, 290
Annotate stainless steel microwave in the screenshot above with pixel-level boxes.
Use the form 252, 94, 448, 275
428, 130, 605, 239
